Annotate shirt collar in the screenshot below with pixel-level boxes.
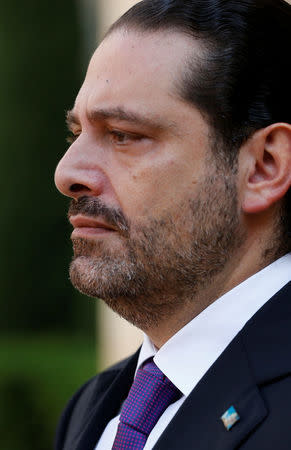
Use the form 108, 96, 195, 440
136, 253, 291, 396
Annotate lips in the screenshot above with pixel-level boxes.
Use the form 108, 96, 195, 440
69, 214, 117, 237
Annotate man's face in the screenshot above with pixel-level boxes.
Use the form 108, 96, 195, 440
55, 30, 244, 329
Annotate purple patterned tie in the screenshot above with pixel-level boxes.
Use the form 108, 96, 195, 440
112, 359, 181, 449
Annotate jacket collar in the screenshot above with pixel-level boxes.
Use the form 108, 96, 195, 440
242, 281, 291, 385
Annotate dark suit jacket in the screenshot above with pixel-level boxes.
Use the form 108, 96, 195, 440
55, 281, 291, 450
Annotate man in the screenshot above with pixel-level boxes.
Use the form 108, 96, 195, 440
54, 0, 291, 448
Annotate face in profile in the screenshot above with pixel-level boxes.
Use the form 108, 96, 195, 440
54, 29, 244, 329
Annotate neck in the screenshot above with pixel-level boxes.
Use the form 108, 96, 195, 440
144, 238, 281, 349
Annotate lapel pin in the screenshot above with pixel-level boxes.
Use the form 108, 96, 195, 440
221, 405, 240, 431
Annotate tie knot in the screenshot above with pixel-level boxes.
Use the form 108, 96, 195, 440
119, 359, 181, 434
142, 359, 166, 381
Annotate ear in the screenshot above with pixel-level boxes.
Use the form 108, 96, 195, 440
240, 123, 291, 214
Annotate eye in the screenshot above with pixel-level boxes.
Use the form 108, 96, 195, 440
109, 129, 143, 146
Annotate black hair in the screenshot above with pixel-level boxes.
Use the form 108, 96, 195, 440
108, 0, 291, 247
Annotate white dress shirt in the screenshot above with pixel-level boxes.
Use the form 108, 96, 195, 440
95, 253, 291, 450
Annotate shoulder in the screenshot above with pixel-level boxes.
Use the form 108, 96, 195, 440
54, 356, 133, 450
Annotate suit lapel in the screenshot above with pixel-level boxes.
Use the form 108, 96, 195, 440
154, 281, 291, 449
66, 350, 139, 450
153, 336, 267, 450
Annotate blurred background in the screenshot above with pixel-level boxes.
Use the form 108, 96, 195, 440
0, 1, 141, 449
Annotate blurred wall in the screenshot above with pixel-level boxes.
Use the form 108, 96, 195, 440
97, 0, 139, 40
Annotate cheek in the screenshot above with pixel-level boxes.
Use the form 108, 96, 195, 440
115, 156, 201, 219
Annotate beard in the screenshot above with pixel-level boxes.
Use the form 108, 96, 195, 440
69, 169, 245, 329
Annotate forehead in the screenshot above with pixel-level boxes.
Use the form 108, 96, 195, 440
74, 29, 201, 120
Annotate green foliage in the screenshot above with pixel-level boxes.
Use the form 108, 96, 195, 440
0, 334, 97, 450
0, 0, 96, 333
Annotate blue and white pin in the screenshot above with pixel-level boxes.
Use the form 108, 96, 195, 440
221, 406, 240, 431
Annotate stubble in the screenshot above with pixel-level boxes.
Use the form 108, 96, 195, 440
69, 169, 245, 329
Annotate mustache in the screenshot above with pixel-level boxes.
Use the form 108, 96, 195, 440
68, 196, 130, 235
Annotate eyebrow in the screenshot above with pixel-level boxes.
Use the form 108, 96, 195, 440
66, 107, 179, 135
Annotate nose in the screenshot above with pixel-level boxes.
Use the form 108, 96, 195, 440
54, 139, 106, 200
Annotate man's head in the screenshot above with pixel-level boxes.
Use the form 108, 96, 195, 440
55, 0, 291, 334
